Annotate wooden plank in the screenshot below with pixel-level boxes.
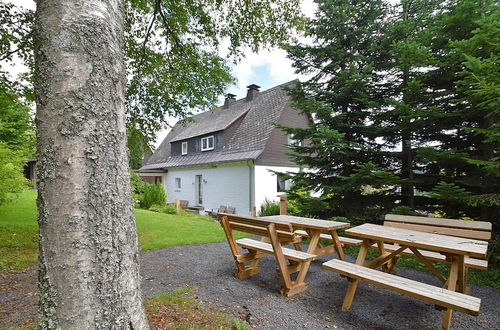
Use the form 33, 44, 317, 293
374, 244, 488, 270
294, 230, 362, 246
229, 222, 296, 241
408, 246, 447, 284
384, 221, 491, 240
341, 238, 372, 311
385, 214, 492, 231
220, 213, 293, 232
346, 224, 488, 259
264, 215, 350, 231
322, 259, 481, 316
236, 238, 316, 262
364, 246, 407, 269
268, 223, 292, 292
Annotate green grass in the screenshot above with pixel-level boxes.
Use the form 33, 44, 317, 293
135, 209, 243, 250
0, 189, 38, 272
0, 190, 244, 273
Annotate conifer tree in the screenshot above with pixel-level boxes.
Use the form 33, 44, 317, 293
283, 0, 395, 221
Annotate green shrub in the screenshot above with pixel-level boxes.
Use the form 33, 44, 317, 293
149, 204, 176, 214
258, 197, 301, 216
130, 171, 150, 194
258, 198, 280, 216
141, 182, 167, 209
0, 143, 29, 206
390, 206, 422, 216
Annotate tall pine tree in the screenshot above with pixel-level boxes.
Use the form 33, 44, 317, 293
283, 0, 395, 221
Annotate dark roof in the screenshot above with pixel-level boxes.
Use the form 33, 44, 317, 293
142, 80, 296, 170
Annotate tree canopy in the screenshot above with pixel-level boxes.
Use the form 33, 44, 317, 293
283, 0, 499, 227
1, 0, 303, 143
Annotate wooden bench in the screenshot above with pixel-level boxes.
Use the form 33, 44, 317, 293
303, 214, 491, 270
323, 259, 481, 329
218, 213, 316, 296
294, 230, 362, 247
381, 214, 491, 271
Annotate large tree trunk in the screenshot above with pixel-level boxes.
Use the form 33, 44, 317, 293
34, 0, 148, 328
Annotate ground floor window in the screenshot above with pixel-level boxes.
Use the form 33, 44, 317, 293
277, 174, 292, 192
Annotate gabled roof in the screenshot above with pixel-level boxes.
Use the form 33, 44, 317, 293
142, 80, 297, 170
170, 104, 250, 143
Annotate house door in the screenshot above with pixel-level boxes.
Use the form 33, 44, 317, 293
195, 175, 203, 205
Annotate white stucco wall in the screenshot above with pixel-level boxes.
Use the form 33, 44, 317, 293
254, 165, 300, 212
163, 162, 252, 216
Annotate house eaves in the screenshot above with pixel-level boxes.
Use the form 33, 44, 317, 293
140, 149, 263, 170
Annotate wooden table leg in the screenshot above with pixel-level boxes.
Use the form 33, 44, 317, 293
342, 238, 371, 311
376, 241, 389, 272
442, 255, 459, 330
305, 229, 322, 257
330, 230, 346, 261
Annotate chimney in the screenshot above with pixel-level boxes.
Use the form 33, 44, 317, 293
223, 93, 236, 109
245, 84, 260, 101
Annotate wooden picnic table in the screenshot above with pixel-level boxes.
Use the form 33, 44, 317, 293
336, 223, 488, 329
263, 215, 350, 261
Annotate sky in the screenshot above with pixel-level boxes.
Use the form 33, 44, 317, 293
6, 0, 317, 148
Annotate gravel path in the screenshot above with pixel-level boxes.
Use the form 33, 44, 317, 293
2, 241, 499, 329
141, 241, 500, 329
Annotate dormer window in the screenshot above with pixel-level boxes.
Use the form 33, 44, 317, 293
287, 134, 303, 147
201, 136, 214, 151
181, 141, 188, 155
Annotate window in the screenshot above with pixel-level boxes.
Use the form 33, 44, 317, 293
175, 177, 181, 190
181, 141, 188, 155
287, 134, 302, 147
201, 136, 214, 151
277, 174, 292, 192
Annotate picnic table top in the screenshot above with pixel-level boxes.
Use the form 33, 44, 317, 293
346, 223, 488, 259
263, 215, 350, 231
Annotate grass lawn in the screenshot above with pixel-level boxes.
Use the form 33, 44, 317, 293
0, 190, 38, 272
1, 190, 498, 289
0, 189, 243, 273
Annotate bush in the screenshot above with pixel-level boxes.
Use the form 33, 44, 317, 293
0, 143, 28, 206
149, 204, 177, 214
258, 197, 301, 216
259, 198, 280, 216
130, 171, 149, 194
140, 182, 167, 209
390, 206, 423, 216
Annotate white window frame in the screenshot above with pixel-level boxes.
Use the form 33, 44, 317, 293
181, 141, 188, 155
175, 177, 181, 190
287, 134, 302, 147
201, 136, 214, 151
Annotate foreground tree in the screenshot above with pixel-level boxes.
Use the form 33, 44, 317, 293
34, 0, 302, 327
34, 0, 148, 327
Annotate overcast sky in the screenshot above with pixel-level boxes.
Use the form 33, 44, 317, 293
6, 0, 317, 148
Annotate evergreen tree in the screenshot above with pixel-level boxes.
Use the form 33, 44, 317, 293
283, 0, 396, 221
417, 0, 499, 220
376, 0, 440, 210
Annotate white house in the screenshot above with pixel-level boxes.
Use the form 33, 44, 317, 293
138, 81, 310, 216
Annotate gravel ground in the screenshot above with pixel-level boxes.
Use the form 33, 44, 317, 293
141, 241, 500, 329
2, 241, 499, 329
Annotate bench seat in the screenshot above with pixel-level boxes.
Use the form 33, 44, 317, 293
237, 238, 316, 262
379, 244, 488, 270
294, 230, 362, 246
322, 259, 481, 316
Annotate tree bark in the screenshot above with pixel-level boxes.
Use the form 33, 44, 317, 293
34, 0, 148, 328
399, 1, 414, 209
